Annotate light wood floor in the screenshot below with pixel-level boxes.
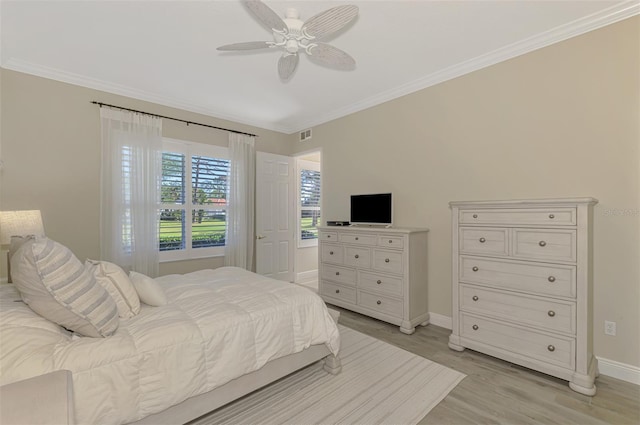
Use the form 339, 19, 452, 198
332, 305, 639, 425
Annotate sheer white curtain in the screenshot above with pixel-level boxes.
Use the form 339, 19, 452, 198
100, 108, 162, 277
224, 133, 256, 270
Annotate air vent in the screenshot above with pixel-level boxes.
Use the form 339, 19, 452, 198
300, 129, 312, 142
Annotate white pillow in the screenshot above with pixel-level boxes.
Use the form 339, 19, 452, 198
129, 271, 167, 306
10, 236, 119, 338
85, 260, 141, 319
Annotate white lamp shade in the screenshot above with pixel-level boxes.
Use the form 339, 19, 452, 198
0, 210, 45, 245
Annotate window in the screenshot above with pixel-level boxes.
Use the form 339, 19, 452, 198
160, 139, 229, 261
298, 159, 321, 247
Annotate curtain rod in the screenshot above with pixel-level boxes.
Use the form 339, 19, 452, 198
90, 101, 258, 138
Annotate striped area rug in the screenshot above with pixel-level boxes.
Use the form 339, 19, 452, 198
190, 325, 465, 425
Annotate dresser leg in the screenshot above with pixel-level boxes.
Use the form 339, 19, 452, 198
569, 381, 596, 396
399, 325, 415, 335
448, 334, 465, 351
569, 360, 597, 396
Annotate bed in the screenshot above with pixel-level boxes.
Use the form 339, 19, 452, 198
0, 266, 341, 425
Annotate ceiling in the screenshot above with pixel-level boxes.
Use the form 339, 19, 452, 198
1, 1, 637, 134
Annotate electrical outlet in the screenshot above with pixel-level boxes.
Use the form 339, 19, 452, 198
604, 320, 616, 336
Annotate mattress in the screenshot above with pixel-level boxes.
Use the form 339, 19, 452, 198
0, 267, 340, 425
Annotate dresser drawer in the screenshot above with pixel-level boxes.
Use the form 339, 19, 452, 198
359, 271, 403, 296
344, 246, 371, 268
373, 249, 404, 274
459, 208, 577, 226
459, 228, 508, 256
339, 233, 377, 246
377, 236, 404, 249
459, 256, 576, 298
513, 229, 576, 263
321, 282, 356, 304
320, 244, 344, 265
319, 231, 338, 242
460, 313, 575, 370
358, 290, 403, 318
321, 264, 356, 286
460, 284, 576, 334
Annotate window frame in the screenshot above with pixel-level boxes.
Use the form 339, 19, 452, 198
297, 159, 321, 248
160, 138, 229, 262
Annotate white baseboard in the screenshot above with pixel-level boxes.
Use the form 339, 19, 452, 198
597, 356, 640, 385
428, 312, 640, 385
295, 270, 317, 284
428, 312, 452, 330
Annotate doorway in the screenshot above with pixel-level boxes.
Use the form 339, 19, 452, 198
294, 149, 322, 291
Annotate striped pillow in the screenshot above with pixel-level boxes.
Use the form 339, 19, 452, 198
10, 236, 119, 337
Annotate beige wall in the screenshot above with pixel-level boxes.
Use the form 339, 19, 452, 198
0, 70, 290, 277
291, 17, 640, 367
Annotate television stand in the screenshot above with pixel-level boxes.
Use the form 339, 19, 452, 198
349, 223, 392, 228
317, 225, 429, 334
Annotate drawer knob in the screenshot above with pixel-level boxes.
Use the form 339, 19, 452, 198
472, 266, 479, 272
385, 258, 390, 263
327, 235, 331, 238
329, 251, 334, 255
548, 276, 556, 283
549, 214, 555, 219
473, 214, 478, 218
377, 280, 382, 284
335, 289, 340, 294
539, 240, 547, 247
355, 237, 359, 240
479, 237, 486, 243
472, 295, 479, 301
472, 324, 479, 330
355, 254, 359, 259
377, 300, 382, 305
548, 310, 556, 317
388, 239, 393, 244
335, 272, 340, 276
547, 345, 555, 352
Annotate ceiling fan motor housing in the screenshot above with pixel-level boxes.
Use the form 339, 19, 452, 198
273, 14, 315, 55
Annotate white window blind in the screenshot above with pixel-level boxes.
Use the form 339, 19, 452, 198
298, 159, 321, 246
160, 139, 229, 261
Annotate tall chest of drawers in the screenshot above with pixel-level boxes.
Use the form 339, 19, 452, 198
317, 226, 429, 334
448, 198, 598, 395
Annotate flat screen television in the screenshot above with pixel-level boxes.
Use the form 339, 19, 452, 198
350, 193, 392, 226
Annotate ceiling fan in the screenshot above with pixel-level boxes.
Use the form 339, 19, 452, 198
217, 1, 359, 81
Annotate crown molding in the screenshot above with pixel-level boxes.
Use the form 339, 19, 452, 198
2, 1, 637, 135
288, 1, 640, 133
1, 59, 293, 134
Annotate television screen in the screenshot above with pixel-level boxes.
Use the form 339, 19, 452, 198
350, 193, 392, 225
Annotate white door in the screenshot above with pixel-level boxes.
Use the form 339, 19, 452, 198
256, 152, 294, 281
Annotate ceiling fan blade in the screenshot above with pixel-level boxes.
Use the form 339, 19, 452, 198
308, 43, 356, 71
303, 5, 358, 40
217, 41, 271, 51
278, 54, 299, 81
244, 0, 287, 32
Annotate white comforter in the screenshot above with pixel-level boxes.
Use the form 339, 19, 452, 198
0, 267, 340, 424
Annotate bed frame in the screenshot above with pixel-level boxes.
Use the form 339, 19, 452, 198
131, 347, 341, 424
131, 308, 342, 425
